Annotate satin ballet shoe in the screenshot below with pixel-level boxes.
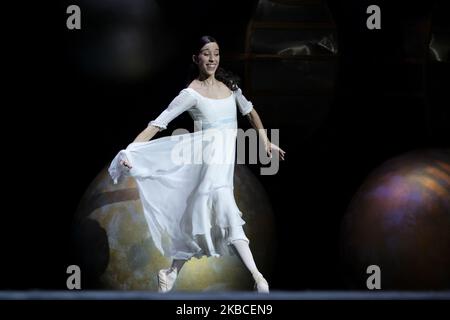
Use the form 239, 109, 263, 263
253, 272, 269, 293
157, 267, 177, 293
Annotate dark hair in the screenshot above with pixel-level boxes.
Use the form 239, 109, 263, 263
187, 35, 240, 91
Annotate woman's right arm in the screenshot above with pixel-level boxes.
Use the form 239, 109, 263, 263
120, 125, 163, 168
121, 89, 196, 168
131, 125, 160, 143
132, 89, 197, 143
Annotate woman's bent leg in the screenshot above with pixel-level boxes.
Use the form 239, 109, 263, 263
158, 259, 188, 293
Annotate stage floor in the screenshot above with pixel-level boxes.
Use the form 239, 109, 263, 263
1, 290, 449, 300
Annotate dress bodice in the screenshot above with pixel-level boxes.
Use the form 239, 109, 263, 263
184, 88, 237, 130
149, 87, 253, 131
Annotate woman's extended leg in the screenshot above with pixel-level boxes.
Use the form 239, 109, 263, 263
230, 237, 269, 293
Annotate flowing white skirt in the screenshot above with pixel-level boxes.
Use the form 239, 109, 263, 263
109, 126, 249, 260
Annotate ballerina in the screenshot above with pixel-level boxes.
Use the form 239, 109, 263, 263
109, 35, 285, 293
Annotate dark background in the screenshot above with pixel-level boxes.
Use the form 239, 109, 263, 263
2, 0, 448, 290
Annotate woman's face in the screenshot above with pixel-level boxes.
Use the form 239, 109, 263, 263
194, 42, 220, 77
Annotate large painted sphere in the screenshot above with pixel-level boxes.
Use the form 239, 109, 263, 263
340, 149, 450, 289
73, 164, 275, 291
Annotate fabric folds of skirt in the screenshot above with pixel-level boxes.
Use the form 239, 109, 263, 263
108, 128, 247, 260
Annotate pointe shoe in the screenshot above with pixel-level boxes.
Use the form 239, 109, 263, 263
157, 267, 177, 293
253, 272, 269, 293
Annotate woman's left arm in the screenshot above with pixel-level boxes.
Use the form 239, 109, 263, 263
246, 108, 286, 160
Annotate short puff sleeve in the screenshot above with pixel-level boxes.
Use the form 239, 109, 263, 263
149, 89, 196, 131
234, 87, 254, 116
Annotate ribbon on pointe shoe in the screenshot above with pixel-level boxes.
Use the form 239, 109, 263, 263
157, 267, 178, 293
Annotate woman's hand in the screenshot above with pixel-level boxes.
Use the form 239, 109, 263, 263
265, 142, 286, 160
120, 160, 132, 169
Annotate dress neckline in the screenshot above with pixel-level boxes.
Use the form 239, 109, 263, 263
185, 87, 233, 101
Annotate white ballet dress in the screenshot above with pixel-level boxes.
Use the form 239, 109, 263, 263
108, 87, 254, 260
